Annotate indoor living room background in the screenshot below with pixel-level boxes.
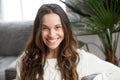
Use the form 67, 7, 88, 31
0, 0, 120, 80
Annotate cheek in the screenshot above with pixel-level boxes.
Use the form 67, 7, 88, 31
42, 31, 48, 37
41, 31, 47, 41
61, 32, 64, 38
60, 30, 64, 37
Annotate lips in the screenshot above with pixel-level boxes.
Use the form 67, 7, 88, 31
46, 38, 58, 45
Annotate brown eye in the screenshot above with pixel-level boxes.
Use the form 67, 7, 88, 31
42, 25, 49, 30
42, 27, 48, 29
55, 25, 62, 30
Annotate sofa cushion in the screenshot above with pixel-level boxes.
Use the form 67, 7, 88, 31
0, 21, 33, 56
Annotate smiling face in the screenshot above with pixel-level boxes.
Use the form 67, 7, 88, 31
41, 13, 64, 51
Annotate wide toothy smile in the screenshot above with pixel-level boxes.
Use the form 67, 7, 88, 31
46, 38, 59, 45
48, 39, 58, 42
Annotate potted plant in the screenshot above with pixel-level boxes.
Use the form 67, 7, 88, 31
60, 0, 120, 65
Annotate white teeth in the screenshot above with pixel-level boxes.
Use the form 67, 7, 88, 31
48, 39, 57, 42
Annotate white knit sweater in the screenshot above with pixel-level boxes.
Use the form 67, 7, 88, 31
16, 49, 120, 80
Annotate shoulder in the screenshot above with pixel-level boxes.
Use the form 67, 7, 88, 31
17, 52, 26, 67
77, 49, 97, 57
16, 52, 26, 79
76, 49, 97, 61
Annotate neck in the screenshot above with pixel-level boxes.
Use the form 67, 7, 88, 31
47, 49, 58, 59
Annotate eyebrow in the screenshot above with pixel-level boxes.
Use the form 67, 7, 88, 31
42, 24, 48, 27
42, 24, 62, 27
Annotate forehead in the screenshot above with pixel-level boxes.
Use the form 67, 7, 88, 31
42, 13, 61, 24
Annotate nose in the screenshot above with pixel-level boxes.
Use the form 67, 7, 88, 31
48, 29, 56, 37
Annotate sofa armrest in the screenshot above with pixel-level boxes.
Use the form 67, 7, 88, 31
5, 67, 16, 80
5, 59, 17, 80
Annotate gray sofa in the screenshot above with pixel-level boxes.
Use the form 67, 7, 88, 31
0, 21, 33, 80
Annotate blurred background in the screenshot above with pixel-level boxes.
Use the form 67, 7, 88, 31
0, 0, 120, 80
0, 0, 65, 22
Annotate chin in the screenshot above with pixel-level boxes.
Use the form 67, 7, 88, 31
48, 47, 57, 50
48, 45, 59, 50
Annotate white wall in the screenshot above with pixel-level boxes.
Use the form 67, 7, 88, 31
1, 0, 22, 21
0, 0, 65, 22
0, 0, 2, 20
1, 0, 43, 22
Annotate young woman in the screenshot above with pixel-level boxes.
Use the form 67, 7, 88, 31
16, 4, 120, 80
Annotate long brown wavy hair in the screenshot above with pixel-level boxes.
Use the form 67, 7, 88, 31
20, 4, 80, 80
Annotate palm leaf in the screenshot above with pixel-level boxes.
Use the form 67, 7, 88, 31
84, 0, 120, 31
